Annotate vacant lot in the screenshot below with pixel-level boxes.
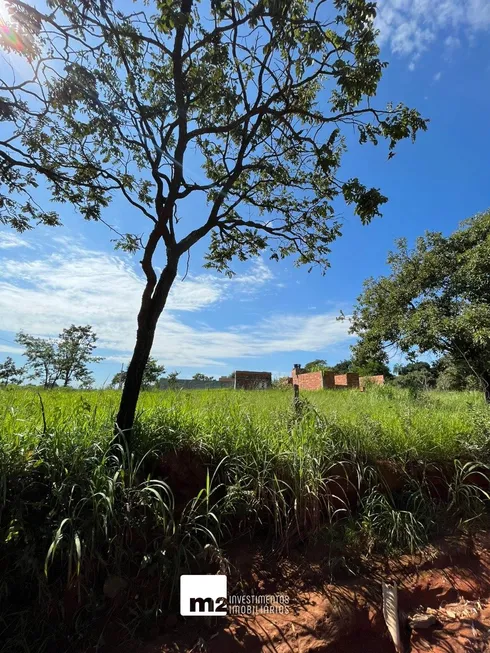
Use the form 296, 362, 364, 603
2, 385, 488, 458
2, 386, 490, 651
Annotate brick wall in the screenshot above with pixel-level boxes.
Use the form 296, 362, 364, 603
334, 373, 360, 388
323, 372, 336, 389
234, 371, 272, 390
359, 375, 385, 388
291, 369, 335, 391
291, 368, 384, 392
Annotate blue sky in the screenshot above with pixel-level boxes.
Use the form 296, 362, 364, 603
1, 0, 490, 384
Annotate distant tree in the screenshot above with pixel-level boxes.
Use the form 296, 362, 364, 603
303, 359, 329, 372
392, 362, 435, 391
393, 362, 432, 376
352, 359, 392, 378
350, 211, 490, 401
111, 369, 126, 390
140, 357, 166, 389
16, 333, 59, 389
329, 359, 351, 374
0, 357, 25, 385
433, 355, 478, 392
166, 371, 180, 390
56, 325, 101, 387
112, 357, 165, 390
16, 326, 102, 388
192, 373, 215, 382
0, 0, 427, 436
272, 376, 291, 388
328, 357, 392, 377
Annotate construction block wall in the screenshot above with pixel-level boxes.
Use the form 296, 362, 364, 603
333, 373, 360, 388
290, 368, 386, 392
291, 368, 335, 391
359, 375, 385, 388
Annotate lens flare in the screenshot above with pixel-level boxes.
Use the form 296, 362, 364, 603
0, 1, 26, 53
0, 21, 25, 52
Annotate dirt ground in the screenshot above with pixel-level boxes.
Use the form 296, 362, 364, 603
109, 531, 490, 653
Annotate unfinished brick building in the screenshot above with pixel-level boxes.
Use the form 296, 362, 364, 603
359, 375, 385, 389
291, 367, 384, 391
291, 367, 335, 391
219, 371, 272, 389
334, 373, 360, 388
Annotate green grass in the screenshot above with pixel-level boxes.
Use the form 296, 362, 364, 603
1, 384, 490, 651
1, 385, 486, 461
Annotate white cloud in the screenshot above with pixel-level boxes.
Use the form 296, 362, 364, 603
445, 35, 461, 50
376, 0, 490, 62
0, 241, 352, 368
248, 314, 353, 355
0, 343, 22, 354
0, 232, 33, 250
434, 71, 442, 81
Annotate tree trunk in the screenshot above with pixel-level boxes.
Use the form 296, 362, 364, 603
115, 258, 178, 439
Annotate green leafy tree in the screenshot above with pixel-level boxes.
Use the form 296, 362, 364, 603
303, 359, 329, 372
112, 357, 165, 390
433, 354, 479, 392
329, 359, 351, 374
16, 333, 59, 388
0, 357, 25, 385
111, 369, 126, 390
350, 211, 490, 401
16, 326, 102, 388
1, 0, 427, 434
352, 359, 391, 378
392, 362, 436, 391
166, 371, 180, 390
57, 325, 101, 387
192, 373, 215, 382
326, 357, 391, 377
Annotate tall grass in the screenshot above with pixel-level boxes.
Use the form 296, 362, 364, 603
1, 385, 490, 650
2, 385, 483, 458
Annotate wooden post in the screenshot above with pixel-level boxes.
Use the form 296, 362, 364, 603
292, 364, 301, 414
293, 382, 300, 417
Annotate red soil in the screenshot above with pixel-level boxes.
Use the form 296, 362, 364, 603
116, 532, 490, 653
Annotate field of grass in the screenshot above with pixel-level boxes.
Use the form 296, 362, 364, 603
2, 384, 488, 460
2, 385, 490, 651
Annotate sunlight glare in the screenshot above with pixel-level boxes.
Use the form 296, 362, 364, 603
0, 0, 10, 23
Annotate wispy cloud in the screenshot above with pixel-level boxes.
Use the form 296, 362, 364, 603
0, 344, 22, 354
376, 0, 490, 66
0, 239, 352, 368
445, 35, 461, 50
0, 232, 33, 250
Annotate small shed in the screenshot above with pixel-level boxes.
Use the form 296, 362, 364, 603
234, 371, 272, 390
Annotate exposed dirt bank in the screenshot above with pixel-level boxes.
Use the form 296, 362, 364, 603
115, 532, 490, 653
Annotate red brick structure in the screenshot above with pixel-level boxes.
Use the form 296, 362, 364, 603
234, 371, 272, 390
359, 375, 385, 388
291, 368, 335, 391
334, 373, 360, 388
289, 366, 386, 392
